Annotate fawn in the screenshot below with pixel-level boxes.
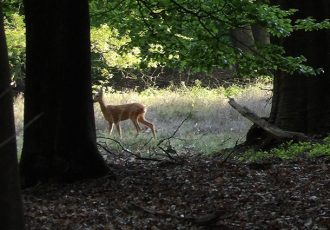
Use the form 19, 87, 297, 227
93, 90, 156, 139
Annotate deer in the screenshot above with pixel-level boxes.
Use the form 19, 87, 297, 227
93, 90, 156, 139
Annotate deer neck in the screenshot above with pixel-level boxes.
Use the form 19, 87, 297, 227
98, 98, 108, 117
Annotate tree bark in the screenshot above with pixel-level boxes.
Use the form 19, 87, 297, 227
269, 0, 330, 135
20, 0, 110, 187
230, 25, 256, 53
252, 0, 270, 46
251, 25, 270, 45
0, 3, 25, 229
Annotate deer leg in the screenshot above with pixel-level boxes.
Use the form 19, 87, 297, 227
108, 122, 114, 135
115, 123, 122, 138
138, 116, 156, 139
131, 118, 142, 136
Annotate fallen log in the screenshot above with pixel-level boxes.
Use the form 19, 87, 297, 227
228, 98, 311, 142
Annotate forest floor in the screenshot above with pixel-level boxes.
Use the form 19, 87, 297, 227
23, 154, 330, 230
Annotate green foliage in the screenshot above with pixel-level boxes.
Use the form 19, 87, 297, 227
244, 136, 330, 161
295, 18, 330, 31
90, 24, 142, 84
89, 0, 330, 77
4, 0, 330, 88
4, 13, 25, 87
2, 0, 23, 16
254, 4, 296, 37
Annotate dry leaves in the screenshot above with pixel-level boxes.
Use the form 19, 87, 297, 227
23, 156, 330, 229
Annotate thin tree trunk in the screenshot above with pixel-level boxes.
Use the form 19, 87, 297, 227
230, 25, 256, 53
0, 3, 25, 229
230, 25, 256, 76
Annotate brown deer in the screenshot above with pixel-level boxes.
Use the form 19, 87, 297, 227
93, 90, 156, 139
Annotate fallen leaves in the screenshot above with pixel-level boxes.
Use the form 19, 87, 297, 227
23, 156, 330, 229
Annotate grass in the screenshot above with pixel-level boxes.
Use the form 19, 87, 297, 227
93, 79, 272, 156
13, 78, 273, 157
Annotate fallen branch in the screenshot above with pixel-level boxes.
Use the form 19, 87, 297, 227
97, 136, 163, 162
228, 98, 311, 141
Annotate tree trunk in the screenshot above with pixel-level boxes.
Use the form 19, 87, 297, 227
270, 0, 330, 135
251, 25, 270, 45
230, 25, 256, 53
252, 0, 270, 46
0, 3, 25, 229
230, 25, 256, 76
20, 0, 110, 187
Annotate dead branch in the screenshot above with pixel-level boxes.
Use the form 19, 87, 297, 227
97, 142, 116, 155
97, 113, 192, 163
156, 113, 192, 147
154, 113, 192, 161
97, 136, 163, 162
218, 138, 241, 166
228, 98, 311, 141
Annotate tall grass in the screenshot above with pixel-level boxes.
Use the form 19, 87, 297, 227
94, 79, 272, 155
13, 79, 272, 156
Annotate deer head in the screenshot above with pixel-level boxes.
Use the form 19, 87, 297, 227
93, 89, 103, 103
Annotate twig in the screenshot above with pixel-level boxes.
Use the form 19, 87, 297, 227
97, 142, 116, 155
219, 138, 240, 166
157, 113, 192, 147
157, 145, 176, 160
155, 113, 191, 160
97, 136, 163, 162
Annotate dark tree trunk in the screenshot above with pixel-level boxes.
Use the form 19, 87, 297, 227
270, 0, 330, 134
0, 4, 25, 229
245, 0, 330, 149
20, 0, 110, 187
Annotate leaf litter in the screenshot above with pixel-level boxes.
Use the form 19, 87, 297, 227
23, 155, 330, 229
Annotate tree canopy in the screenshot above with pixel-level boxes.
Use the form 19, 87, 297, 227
3, 0, 330, 90
90, 0, 330, 76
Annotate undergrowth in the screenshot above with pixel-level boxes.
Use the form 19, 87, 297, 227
242, 136, 330, 162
